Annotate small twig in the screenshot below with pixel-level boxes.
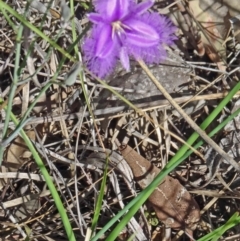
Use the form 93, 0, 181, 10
138, 59, 240, 173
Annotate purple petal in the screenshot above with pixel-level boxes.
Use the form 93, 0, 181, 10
158, 17, 177, 45
83, 24, 120, 78
85, 54, 118, 78
83, 38, 118, 78
95, 24, 114, 58
120, 47, 130, 71
87, 13, 103, 24
84, 53, 117, 78
133, 0, 154, 15
140, 12, 177, 45
105, 0, 129, 20
84, 0, 176, 77
123, 19, 159, 47
125, 13, 176, 65
128, 43, 166, 64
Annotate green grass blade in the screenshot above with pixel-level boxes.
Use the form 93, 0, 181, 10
91, 81, 240, 241
0, 1, 75, 61
0, 2, 82, 240
91, 156, 110, 236
0, 14, 24, 163
197, 212, 240, 241
69, 0, 78, 57
1, 7, 16, 31
177, 106, 240, 163
0, 104, 76, 241
1, 22, 23, 139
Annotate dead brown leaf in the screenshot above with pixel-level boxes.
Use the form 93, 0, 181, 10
119, 145, 200, 231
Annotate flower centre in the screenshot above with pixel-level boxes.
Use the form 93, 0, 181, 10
111, 21, 130, 38
112, 21, 124, 34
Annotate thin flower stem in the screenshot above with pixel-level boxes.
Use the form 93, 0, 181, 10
138, 59, 240, 173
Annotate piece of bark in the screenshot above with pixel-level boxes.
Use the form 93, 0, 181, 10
119, 145, 200, 231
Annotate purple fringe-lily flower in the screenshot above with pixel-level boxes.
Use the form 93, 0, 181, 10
83, 0, 176, 78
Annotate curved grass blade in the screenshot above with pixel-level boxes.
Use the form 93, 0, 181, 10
91, 81, 240, 241
0, 102, 76, 241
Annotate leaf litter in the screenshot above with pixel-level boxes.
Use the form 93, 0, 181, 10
0, 0, 240, 240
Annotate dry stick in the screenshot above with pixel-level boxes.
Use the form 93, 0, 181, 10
138, 59, 240, 173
